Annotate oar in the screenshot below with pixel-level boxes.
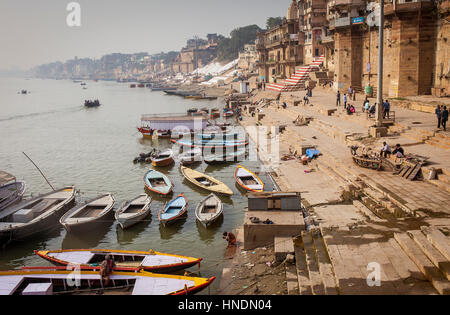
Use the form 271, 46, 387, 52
22, 152, 55, 191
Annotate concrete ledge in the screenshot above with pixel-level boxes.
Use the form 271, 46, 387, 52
274, 237, 295, 262
243, 211, 304, 250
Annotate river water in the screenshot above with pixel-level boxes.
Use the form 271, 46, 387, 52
0, 78, 268, 294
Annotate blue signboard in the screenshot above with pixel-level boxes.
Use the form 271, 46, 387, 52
352, 17, 364, 25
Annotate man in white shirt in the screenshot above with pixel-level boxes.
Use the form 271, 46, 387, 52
380, 142, 391, 158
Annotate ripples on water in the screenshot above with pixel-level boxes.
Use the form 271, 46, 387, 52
0, 78, 268, 293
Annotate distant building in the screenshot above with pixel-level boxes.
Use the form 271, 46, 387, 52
171, 36, 218, 74
238, 44, 258, 71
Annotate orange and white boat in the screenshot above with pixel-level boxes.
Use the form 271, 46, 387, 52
34, 248, 202, 273
234, 165, 264, 193
151, 149, 174, 167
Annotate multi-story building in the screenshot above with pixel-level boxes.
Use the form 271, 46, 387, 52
256, 0, 302, 83
301, 0, 329, 64
327, 0, 450, 97
238, 44, 258, 71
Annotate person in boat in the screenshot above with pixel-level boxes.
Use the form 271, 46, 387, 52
223, 231, 236, 246
99, 254, 116, 287
392, 144, 405, 158
380, 142, 392, 158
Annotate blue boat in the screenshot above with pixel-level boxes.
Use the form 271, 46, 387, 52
158, 194, 188, 226
171, 138, 248, 149
144, 170, 174, 196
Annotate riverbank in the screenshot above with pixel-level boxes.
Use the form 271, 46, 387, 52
218, 87, 450, 295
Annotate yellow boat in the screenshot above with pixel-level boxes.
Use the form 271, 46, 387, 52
180, 166, 233, 196
34, 248, 202, 273
0, 268, 215, 295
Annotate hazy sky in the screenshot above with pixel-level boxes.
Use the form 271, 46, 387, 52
0, 0, 292, 70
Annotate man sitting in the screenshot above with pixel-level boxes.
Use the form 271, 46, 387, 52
380, 142, 392, 158
392, 144, 405, 158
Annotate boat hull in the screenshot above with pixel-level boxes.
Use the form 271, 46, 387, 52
0, 191, 75, 247
0, 181, 26, 212
151, 158, 174, 167
144, 170, 174, 196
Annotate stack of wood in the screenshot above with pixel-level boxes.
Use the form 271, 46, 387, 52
394, 162, 423, 180
392, 154, 429, 181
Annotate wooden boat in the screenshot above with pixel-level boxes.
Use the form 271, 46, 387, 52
115, 194, 152, 229
151, 149, 174, 167
35, 248, 201, 273
223, 110, 234, 117
180, 166, 233, 196
204, 149, 246, 165
350, 146, 382, 170
0, 187, 76, 246
0, 171, 26, 212
179, 148, 202, 166
171, 138, 248, 149
195, 194, 223, 228
159, 194, 188, 226
156, 130, 171, 139
197, 132, 239, 140
144, 170, 173, 196
59, 194, 115, 232
0, 268, 215, 295
137, 126, 154, 139
234, 165, 265, 192
84, 99, 100, 107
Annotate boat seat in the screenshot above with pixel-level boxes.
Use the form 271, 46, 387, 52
25, 199, 59, 215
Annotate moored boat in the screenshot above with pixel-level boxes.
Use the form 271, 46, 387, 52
59, 194, 115, 232
0, 171, 26, 212
115, 194, 152, 229
34, 248, 202, 273
144, 170, 173, 196
195, 194, 223, 228
179, 148, 202, 166
0, 186, 76, 247
156, 130, 171, 139
223, 110, 234, 117
180, 166, 233, 196
84, 99, 100, 107
159, 194, 188, 226
204, 149, 246, 165
151, 149, 174, 167
0, 268, 215, 295
234, 165, 265, 193
171, 138, 248, 149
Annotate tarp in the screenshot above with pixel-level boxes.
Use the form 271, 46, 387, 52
0, 171, 15, 186
305, 149, 320, 159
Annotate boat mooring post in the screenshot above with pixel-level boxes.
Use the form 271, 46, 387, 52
22, 152, 55, 191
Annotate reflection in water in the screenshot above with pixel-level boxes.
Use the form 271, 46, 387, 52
158, 214, 187, 240
61, 221, 113, 249
196, 215, 224, 244
116, 216, 152, 245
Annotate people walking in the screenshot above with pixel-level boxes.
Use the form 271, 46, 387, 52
442, 106, 448, 131
435, 105, 442, 129
343, 93, 347, 109
336, 91, 341, 106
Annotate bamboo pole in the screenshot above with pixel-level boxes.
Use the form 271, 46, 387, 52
22, 152, 55, 191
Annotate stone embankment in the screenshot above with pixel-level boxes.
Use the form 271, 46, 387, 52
220, 87, 449, 295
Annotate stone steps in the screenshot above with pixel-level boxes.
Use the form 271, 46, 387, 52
394, 232, 450, 295
292, 231, 338, 295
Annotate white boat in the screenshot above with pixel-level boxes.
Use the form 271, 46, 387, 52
0, 171, 26, 212
195, 194, 223, 228
179, 148, 202, 165
0, 269, 215, 295
60, 194, 115, 232
0, 187, 76, 246
115, 194, 152, 229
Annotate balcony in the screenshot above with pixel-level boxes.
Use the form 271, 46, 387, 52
384, 0, 433, 15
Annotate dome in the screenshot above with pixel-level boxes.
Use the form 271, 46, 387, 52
287, 0, 299, 21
